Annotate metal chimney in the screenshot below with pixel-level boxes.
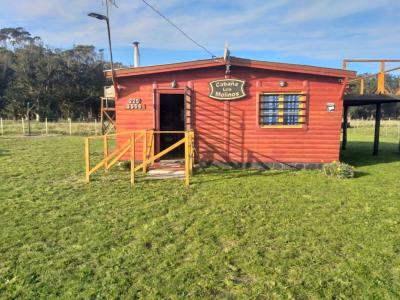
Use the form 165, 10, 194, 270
133, 41, 140, 67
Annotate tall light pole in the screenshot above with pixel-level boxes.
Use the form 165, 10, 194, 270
88, 11, 115, 84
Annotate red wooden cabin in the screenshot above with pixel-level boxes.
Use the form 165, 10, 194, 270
106, 56, 355, 169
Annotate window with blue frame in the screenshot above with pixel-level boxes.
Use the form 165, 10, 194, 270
259, 93, 305, 126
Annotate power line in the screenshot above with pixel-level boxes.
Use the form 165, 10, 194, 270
141, 0, 216, 58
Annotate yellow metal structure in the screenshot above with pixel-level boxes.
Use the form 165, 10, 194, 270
84, 130, 195, 186
343, 59, 400, 95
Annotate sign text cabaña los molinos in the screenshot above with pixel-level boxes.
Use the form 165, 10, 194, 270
209, 79, 246, 100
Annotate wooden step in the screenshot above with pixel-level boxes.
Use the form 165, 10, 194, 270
145, 159, 185, 180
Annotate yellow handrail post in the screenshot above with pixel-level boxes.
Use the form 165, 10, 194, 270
397, 78, 400, 95
85, 137, 90, 183
84, 130, 195, 184
189, 131, 194, 175
142, 130, 147, 173
188, 134, 191, 175
187, 131, 191, 175
131, 133, 135, 185
151, 129, 155, 165
184, 132, 190, 186
103, 135, 108, 171
377, 61, 385, 94
360, 78, 364, 96
192, 132, 195, 172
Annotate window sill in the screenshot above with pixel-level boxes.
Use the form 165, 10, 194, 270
259, 125, 304, 129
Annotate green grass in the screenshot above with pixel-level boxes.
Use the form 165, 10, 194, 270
0, 128, 399, 299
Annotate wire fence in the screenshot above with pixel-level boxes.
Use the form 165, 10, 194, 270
0, 118, 399, 139
348, 118, 400, 139
0, 118, 104, 136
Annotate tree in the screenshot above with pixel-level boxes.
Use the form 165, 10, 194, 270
349, 73, 400, 119
0, 27, 116, 120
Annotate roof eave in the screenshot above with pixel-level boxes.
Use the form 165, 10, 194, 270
104, 58, 225, 78
230, 57, 356, 79
105, 57, 356, 79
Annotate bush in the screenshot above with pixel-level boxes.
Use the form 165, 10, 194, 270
117, 160, 131, 170
323, 161, 354, 179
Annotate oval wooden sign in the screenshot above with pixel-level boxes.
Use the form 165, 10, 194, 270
209, 79, 246, 100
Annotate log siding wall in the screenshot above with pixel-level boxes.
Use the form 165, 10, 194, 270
115, 65, 345, 164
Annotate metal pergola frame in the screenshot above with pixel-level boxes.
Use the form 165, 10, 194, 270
342, 94, 400, 155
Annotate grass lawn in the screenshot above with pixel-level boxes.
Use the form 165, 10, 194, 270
0, 128, 400, 299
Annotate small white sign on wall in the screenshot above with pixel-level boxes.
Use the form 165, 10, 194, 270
126, 98, 145, 110
326, 103, 335, 112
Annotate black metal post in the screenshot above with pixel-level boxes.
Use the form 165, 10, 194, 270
105, 2, 115, 85
105, 18, 115, 84
341, 105, 348, 150
373, 103, 382, 155
88, 5, 115, 84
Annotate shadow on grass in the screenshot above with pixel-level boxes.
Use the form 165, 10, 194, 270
341, 141, 400, 167
194, 167, 294, 183
0, 148, 9, 156
353, 171, 370, 178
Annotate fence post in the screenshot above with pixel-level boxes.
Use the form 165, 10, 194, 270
0, 118, 3, 135
95, 119, 98, 136
22, 117, 25, 135
68, 118, 72, 135
398, 120, 400, 152
398, 119, 400, 140
85, 138, 90, 182
385, 118, 388, 137
131, 133, 135, 185
45, 118, 48, 135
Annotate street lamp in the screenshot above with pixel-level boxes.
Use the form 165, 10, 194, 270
88, 12, 115, 84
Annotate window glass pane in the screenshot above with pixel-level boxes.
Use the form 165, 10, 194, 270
259, 93, 304, 126
260, 95, 279, 125
283, 94, 300, 125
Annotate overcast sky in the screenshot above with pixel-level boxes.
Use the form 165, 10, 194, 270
1, 0, 400, 72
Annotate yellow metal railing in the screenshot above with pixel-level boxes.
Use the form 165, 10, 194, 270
84, 130, 194, 185
343, 59, 400, 96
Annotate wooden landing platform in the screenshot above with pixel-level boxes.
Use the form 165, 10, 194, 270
342, 93, 400, 155
344, 94, 400, 106
145, 159, 185, 180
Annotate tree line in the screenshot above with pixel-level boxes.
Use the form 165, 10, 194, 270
0, 27, 118, 121
348, 74, 400, 119
0, 27, 399, 121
